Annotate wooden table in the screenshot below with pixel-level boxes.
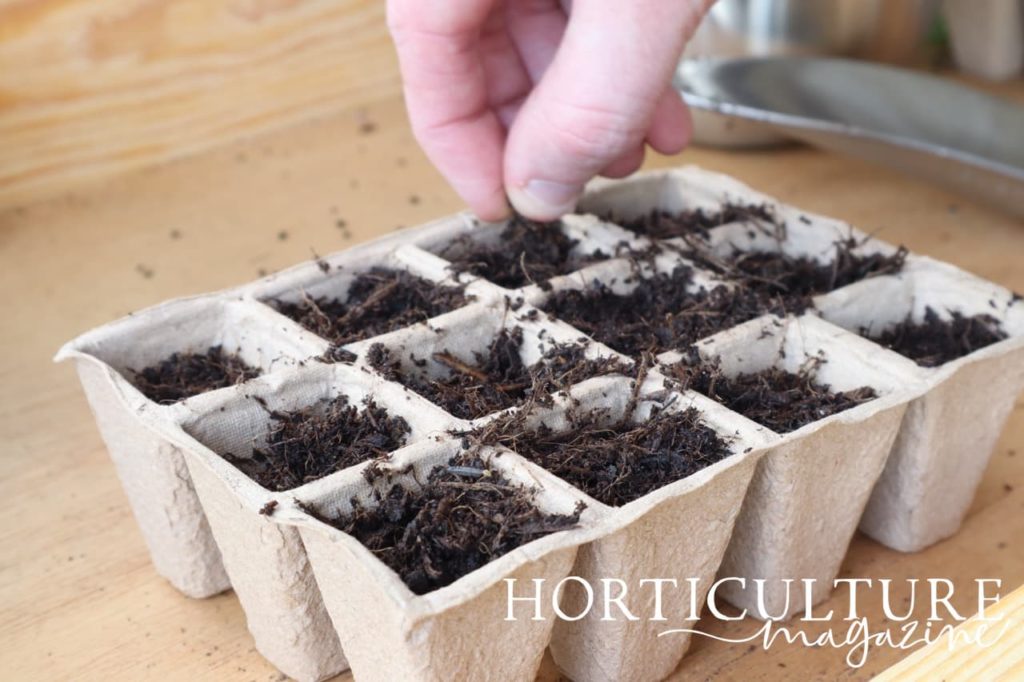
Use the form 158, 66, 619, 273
2, 90, 1023, 681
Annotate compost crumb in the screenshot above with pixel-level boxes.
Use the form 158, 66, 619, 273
669, 357, 877, 433
313, 452, 583, 594
604, 202, 779, 240
270, 267, 470, 353
367, 330, 630, 419
131, 346, 260, 404
471, 404, 730, 506
441, 215, 607, 289
865, 307, 1008, 367
222, 395, 411, 491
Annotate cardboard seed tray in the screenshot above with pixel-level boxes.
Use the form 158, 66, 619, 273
815, 256, 1024, 551
57, 165, 1024, 681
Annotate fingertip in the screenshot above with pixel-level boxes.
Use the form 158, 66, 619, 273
506, 179, 580, 221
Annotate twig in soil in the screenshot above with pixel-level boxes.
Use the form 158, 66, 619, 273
368, 330, 632, 420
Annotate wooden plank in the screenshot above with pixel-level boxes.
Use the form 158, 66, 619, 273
0, 0, 400, 209
1, 88, 1022, 681
873, 585, 1024, 681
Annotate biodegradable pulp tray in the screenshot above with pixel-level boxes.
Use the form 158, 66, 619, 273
56, 165, 1024, 682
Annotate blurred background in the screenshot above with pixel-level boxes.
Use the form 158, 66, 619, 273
1, 0, 1021, 212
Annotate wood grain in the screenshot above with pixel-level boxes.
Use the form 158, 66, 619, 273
0, 0, 400, 209
1, 89, 1022, 681
873, 584, 1024, 681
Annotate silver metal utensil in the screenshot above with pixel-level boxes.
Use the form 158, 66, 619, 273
677, 57, 1024, 218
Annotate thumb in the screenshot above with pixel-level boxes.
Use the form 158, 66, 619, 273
504, 0, 711, 220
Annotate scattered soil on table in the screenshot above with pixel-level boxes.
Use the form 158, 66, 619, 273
222, 395, 411, 491
270, 267, 470, 353
470, 403, 730, 506
865, 307, 1008, 367
604, 202, 779, 240
131, 346, 260, 404
669, 357, 877, 433
441, 216, 609, 289
367, 330, 631, 419
311, 452, 583, 594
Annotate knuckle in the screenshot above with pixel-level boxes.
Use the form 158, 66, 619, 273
543, 100, 643, 163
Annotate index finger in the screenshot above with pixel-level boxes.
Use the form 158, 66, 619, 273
387, 0, 511, 220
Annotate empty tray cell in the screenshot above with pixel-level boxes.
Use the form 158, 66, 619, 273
466, 374, 772, 681
420, 213, 649, 291
660, 313, 920, 619
170, 363, 456, 681
354, 300, 633, 423
292, 437, 594, 682
53, 296, 322, 599
815, 258, 1024, 551
252, 244, 477, 357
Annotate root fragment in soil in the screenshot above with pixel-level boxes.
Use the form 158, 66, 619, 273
311, 452, 584, 594
222, 395, 411, 491
668, 357, 877, 434
865, 307, 1008, 367
270, 267, 470, 353
367, 329, 631, 420
131, 346, 260, 404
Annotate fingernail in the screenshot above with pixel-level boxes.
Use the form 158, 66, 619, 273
508, 179, 580, 220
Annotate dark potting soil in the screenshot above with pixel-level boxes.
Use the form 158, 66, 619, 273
131, 346, 260, 404
366, 330, 632, 420
669, 359, 877, 434
865, 307, 1008, 367
541, 265, 800, 358
269, 267, 470, 352
471, 405, 730, 507
689, 241, 908, 300
542, 236, 907, 359
441, 216, 608, 289
313, 452, 583, 595
604, 202, 779, 240
222, 395, 411, 491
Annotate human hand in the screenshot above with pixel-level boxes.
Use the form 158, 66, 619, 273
387, 0, 715, 221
